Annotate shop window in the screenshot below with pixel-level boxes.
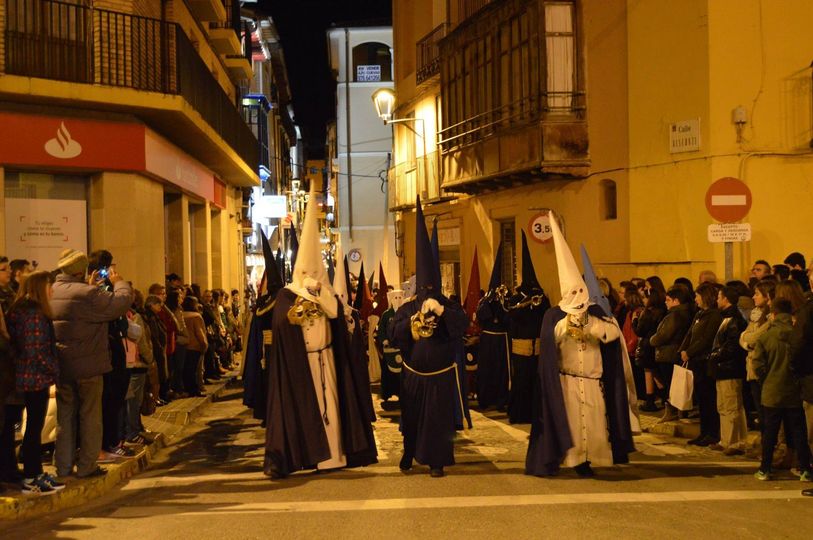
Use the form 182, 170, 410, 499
600, 179, 617, 220
352, 42, 392, 82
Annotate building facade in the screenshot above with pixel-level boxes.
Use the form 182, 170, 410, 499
390, 0, 813, 302
0, 0, 257, 293
327, 26, 398, 285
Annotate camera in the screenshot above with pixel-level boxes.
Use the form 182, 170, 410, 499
98, 267, 110, 279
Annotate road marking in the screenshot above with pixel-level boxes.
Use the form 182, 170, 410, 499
468, 410, 530, 443
110, 489, 806, 517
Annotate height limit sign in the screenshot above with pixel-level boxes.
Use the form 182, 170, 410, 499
528, 213, 553, 244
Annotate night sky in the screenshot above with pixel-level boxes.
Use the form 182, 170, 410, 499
258, 0, 392, 159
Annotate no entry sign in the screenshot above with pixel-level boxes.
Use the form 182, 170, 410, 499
705, 177, 752, 223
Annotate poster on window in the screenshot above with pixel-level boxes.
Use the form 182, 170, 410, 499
357, 65, 381, 82
4, 198, 88, 271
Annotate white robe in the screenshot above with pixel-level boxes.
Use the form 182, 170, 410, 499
302, 314, 347, 470
554, 315, 621, 468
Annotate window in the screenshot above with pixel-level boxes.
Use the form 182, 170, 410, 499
600, 179, 617, 220
545, 2, 576, 112
352, 42, 392, 82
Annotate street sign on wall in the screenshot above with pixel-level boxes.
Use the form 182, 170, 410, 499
708, 223, 751, 243
705, 177, 752, 223
527, 213, 553, 244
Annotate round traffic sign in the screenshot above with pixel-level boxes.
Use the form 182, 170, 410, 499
348, 248, 362, 263
528, 213, 553, 244
705, 177, 752, 223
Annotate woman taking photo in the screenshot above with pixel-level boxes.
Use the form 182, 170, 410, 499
7, 271, 64, 493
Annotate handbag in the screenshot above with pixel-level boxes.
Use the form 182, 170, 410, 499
669, 364, 694, 411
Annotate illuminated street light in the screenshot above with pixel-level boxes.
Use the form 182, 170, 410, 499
372, 88, 396, 123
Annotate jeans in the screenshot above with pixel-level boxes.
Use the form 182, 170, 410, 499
22, 389, 49, 478
102, 366, 131, 450
184, 350, 203, 395
55, 376, 104, 477
692, 364, 720, 439
0, 404, 22, 478
760, 406, 811, 473
124, 371, 146, 440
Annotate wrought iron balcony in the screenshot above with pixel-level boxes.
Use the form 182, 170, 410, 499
1, 0, 258, 173
416, 23, 448, 85
457, 0, 495, 23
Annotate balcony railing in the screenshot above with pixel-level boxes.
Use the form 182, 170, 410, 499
211, 0, 250, 60
2, 0, 258, 172
457, 0, 495, 22
388, 151, 440, 210
416, 23, 448, 85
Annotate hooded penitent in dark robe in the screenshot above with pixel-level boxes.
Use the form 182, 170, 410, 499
525, 216, 637, 476
390, 196, 467, 472
431, 220, 472, 430
476, 242, 511, 409
263, 188, 377, 478
375, 289, 404, 401
506, 232, 550, 424
243, 231, 284, 422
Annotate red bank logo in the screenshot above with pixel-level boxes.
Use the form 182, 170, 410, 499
44, 122, 83, 159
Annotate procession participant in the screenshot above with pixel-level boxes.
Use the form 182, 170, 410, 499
375, 289, 405, 403
368, 263, 390, 387
476, 242, 511, 410
506, 232, 550, 424
242, 231, 284, 423
462, 250, 482, 404
263, 188, 377, 479
390, 196, 468, 478
525, 215, 637, 478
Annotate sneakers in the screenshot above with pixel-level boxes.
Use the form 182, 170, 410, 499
107, 444, 137, 457
125, 434, 148, 445
723, 447, 745, 456
41, 473, 66, 491
754, 470, 771, 481
800, 471, 812, 482
22, 474, 57, 494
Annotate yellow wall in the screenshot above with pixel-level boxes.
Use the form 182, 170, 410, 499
89, 172, 166, 292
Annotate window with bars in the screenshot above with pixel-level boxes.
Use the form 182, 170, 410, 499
440, 0, 580, 151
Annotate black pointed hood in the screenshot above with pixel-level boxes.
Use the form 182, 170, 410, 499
488, 241, 504, 291
327, 252, 335, 285
430, 218, 442, 292
517, 230, 542, 294
343, 255, 353, 306
354, 263, 366, 311
261, 230, 284, 296
415, 195, 437, 297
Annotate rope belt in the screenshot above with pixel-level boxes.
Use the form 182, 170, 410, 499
511, 338, 541, 357
402, 360, 469, 432
307, 343, 333, 425
483, 330, 512, 391
559, 371, 601, 380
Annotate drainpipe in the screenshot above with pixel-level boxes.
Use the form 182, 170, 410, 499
344, 27, 353, 241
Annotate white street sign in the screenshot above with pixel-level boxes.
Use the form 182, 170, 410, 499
708, 223, 751, 243
528, 213, 553, 243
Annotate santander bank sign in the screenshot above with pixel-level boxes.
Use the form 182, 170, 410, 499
44, 122, 83, 159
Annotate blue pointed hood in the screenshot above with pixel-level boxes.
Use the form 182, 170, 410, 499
580, 244, 612, 317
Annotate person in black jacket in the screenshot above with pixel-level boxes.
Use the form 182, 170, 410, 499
708, 286, 748, 455
680, 282, 724, 446
650, 285, 693, 422
634, 283, 667, 411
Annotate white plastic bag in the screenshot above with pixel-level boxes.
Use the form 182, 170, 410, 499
669, 364, 694, 411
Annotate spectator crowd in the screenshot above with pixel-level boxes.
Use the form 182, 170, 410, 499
0, 250, 244, 494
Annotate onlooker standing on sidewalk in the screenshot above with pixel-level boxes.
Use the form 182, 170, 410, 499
90, 250, 133, 460
7, 271, 65, 493
753, 299, 812, 482
740, 280, 774, 431
0, 257, 15, 493
650, 285, 693, 422
790, 274, 813, 461
680, 282, 723, 446
51, 249, 133, 478
166, 288, 188, 397
124, 294, 153, 444
707, 286, 748, 455
181, 296, 208, 397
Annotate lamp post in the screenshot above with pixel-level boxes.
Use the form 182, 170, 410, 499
372, 88, 429, 203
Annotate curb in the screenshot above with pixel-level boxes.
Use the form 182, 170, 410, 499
0, 377, 235, 521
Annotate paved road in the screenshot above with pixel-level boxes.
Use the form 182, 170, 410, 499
5, 387, 811, 539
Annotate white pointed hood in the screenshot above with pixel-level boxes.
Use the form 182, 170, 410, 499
287, 185, 338, 318
386, 289, 405, 311
550, 212, 589, 315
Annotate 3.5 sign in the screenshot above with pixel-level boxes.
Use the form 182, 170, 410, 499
528, 213, 553, 244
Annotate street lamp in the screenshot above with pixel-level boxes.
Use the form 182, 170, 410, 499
371, 88, 429, 202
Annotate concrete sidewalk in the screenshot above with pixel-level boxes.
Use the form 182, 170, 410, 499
0, 376, 237, 521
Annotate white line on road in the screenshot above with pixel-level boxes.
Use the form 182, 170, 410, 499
110, 489, 806, 517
